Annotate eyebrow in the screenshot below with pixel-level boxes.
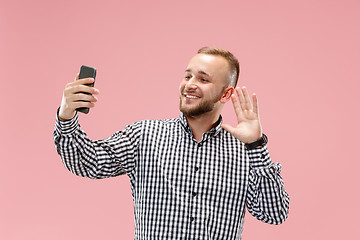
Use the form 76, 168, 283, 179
185, 69, 211, 77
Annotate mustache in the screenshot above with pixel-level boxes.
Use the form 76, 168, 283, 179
182, 90, 201, 96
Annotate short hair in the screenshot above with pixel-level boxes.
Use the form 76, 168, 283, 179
197, 46, 240, 87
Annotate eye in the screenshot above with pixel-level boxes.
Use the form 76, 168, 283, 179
184, 75, 191, 80
201, 78, 208, 82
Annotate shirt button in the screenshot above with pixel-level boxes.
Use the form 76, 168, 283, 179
190, 217, 195, 222
194, 167, 199, 172
192, 192, 197, 197
261, 153, 266, 159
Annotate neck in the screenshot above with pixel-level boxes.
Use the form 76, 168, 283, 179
184, 111, 221, 142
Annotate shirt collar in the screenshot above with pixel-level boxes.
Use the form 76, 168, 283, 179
179, 112, 223, 138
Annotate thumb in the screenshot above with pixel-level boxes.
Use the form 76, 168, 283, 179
221, 123, 235, 135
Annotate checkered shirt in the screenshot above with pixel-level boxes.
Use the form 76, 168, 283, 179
53, 111, 289, 240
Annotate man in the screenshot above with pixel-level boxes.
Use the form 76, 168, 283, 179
54, 47, 289, 239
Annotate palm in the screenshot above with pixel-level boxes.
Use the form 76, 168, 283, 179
222, 87, 262, 144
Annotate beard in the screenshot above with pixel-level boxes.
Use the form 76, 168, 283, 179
179, 90, 223, 117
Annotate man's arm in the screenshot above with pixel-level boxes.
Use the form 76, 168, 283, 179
246, 145, 289, 224
53, 74, 142, 179
222, 86, 290, 224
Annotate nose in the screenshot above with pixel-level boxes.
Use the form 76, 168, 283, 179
184, 77, 198, 91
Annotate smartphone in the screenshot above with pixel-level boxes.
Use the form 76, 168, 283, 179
76, 65, 97, 114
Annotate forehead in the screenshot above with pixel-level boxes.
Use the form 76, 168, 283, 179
187, 54, 230, 81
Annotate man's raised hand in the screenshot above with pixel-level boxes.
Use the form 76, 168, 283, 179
58, 74, 99, 121
222, 86, 262, 144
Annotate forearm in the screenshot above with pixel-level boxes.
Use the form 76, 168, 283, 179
246, 145, 290, 224
53, 109, 128, 179
54, 110, 101, 178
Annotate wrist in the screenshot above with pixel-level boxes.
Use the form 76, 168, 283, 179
58, 109, 76, 121
245, 134, 268, 150
244, 134, 262, 144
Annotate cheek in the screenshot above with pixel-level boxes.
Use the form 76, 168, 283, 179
208, 87, 222, 99
179, 81, 185, 92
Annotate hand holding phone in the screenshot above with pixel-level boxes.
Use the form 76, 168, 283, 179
58, 65, 98, 121
76, 65, 97, 114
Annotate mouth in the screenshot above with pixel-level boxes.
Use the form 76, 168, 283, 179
184, 93, 200, 101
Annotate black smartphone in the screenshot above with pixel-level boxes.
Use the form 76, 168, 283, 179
76, 65, 97, 114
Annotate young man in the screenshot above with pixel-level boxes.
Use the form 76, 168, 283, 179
54, 47, 289, 239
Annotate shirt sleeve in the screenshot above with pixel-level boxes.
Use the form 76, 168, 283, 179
53, 108, 143, 179
245, 145, 290, 224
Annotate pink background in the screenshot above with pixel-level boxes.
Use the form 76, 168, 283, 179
1, 0, 359, 239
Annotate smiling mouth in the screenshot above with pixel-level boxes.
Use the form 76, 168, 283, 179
184, 93, 200, 100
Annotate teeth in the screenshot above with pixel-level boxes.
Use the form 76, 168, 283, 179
185, 94, 199, 99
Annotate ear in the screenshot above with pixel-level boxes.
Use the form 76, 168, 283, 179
219, 87, 234, 103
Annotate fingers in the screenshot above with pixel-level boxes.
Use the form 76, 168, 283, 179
66, 75, 99, 100
252, 93, 259, 114
72, 77, 95, 86
235, 86, 255, 111
230, 94, 242, 122
64, 88, 98, 111
59, 76, 99, 120
67, 84, 99, 95
69, 92, 98, 103
236, 87, 246, 111
72, 100, 96, 109
60, 91, 97, 118
241, 87, 252, 110
66, 79, 99, 95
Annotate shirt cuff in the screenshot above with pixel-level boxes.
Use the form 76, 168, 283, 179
247, 145, 272, 169
54, 107, 79, 135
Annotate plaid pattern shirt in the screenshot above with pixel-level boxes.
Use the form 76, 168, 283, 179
53, 111, 289, 240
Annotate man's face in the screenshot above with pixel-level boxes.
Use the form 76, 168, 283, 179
179, 54, 231, 117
